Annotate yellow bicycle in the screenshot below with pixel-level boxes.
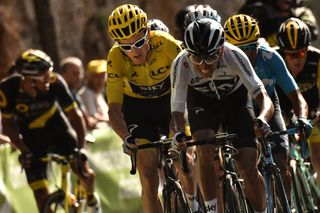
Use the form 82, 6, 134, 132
41, 153, 87, 213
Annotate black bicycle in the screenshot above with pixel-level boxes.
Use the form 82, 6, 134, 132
258, 130, 293, 213
186, 132, 249, 213
130, 137, 191, 213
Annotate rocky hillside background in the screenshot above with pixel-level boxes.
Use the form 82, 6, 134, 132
0, 0, 319, 79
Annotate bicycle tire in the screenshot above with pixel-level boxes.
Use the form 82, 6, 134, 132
272, 169, 291, 213
42, 190, 76, 213
232, 178, 249, 213
296, 166, 318, 212
163, 181, 191, 213
223, 175, 248, 213
290, 166, 307, 213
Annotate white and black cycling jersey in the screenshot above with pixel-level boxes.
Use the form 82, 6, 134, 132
171, 42, 266, 112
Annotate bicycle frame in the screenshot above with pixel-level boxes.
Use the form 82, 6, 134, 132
259, 133, 291, 213
186, 132, 250, 213
289, 140, 319, 212
42, 154, 86, 213
130, 138, 191, 213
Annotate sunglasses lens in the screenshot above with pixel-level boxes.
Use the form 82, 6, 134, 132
239, 43, 257, 52
285, 50, 306, 59
134, 38, 146, 48
189, 51, 220, 65
119, 45, 132, 51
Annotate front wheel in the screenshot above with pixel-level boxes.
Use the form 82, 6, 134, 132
223, 176, 249, 213
163, 181, 191, 213
42, 190, 77, 213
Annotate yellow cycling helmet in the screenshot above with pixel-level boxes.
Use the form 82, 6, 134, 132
15, 49, 53, 76
224, 14, 260, 45
108, 4, 148, 41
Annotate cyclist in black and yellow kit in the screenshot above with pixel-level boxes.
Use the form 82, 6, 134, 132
107, 4, 198, 213
276, 17, 320, 185
0, 49, 101, 213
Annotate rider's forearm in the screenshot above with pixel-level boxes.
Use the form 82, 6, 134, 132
67, 108, 87, 148
171, 111, 186, 133
256, 91, 274, 122
288, 89, 309, 119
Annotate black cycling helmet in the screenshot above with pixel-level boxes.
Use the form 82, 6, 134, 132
15, 49, 53, 76
183, 4, 221, 30
184, 18, 225, 56
277, 17, 311, 50
148, 19, 169, 33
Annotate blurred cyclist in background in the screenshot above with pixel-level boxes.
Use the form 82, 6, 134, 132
276, 17, 320, 186
148, 19, 170, 33
239, 0, 318, 46
0, 49, 101, 212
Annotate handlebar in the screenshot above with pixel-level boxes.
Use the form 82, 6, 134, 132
129, 138, 183, 175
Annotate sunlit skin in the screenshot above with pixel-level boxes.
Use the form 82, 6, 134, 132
192, 49, 224, 78
118, 28, 150, 65
242, 48, 258, 64
283, 48, 308, 77
21, 70, 52, 97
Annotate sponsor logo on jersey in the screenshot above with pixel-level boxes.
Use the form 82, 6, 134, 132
193, 107, 204, 115
0, 90, 7, 107
128, 124, 139, 134
149, 65, 170, 80
107, 73, 122, 83
16, 103, 28, 113
130, 77, 170, 97
231, 50, 251, 77
107, 59, 112, 67
152, 41, 164, 52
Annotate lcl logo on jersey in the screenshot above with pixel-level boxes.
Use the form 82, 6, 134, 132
149, 65, 170, 80
107, 73, 121, 83
16, 104, 28, 113
0, 90, 7, 107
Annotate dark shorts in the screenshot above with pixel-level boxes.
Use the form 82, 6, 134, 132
22, 113, 77, 184
187, 85, 257, 149
122, 94, 171, 142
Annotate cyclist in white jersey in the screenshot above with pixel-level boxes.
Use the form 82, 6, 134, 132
171, 18, 274, 213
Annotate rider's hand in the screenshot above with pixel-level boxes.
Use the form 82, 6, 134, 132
253, 118, 271, 137
295, 117, 313, 138
172, 132, 187, 152
123, 135, 136, 155
18, 152, 33, 169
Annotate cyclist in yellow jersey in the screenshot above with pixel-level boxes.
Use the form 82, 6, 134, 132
107, 4, 197, 212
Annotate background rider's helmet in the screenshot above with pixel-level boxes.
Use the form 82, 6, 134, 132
148, 19, 169, 33
183, 4, 221, 30
224, 14, 260, 45
175, 5, 196, 33
108, 4, 148, 41
271, 0, 302, 8
184, 18, 225, 56
277, 17, 311, 50
15, 49, 53, 76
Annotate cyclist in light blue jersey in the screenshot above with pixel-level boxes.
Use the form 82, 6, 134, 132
224, 14, 309, 202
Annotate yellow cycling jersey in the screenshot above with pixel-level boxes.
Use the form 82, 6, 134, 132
106, 30, 182, 103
